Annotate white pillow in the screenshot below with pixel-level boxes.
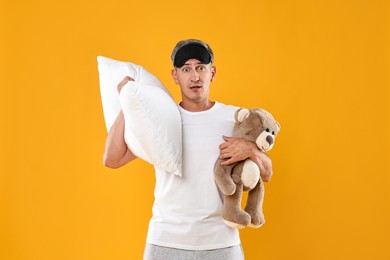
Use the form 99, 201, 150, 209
97, 56, 182, 176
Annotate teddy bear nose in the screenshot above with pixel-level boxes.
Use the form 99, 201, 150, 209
266, 135, 274, 145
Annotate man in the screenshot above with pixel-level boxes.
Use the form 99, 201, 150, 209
103, 39, 273, 260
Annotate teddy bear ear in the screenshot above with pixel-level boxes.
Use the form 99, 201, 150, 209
235, 108, 250, 123
275, 120, 281, 131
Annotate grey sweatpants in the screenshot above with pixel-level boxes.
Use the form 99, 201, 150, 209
143, 243, 244, 260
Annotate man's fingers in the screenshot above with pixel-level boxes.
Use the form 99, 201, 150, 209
219, 136, 236, 150
261, 172, 272, 182
222, 135, 233, 141
120, 76, 134, 85
219, 153, 230, 159
219, 142, 229, 150
117, 76, 135, 93
219, 152, 228, 158
221, 158, 233, 165
121, 76, 134, 82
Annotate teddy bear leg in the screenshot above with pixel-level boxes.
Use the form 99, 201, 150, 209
214, 161, 237, 195
244, 180, 265, 228
222, 175, 251, 229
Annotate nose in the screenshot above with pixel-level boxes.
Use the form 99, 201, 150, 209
190, 70, 200, 82
266, 135, 274, 145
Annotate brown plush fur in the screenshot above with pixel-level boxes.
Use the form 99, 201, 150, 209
214, 108, 280, 229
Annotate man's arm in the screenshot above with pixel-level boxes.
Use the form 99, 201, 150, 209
219, 136, 273, 182
103, 111, 137, 168
103, 76, 137, 169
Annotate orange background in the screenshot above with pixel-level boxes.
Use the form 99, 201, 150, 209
1, 0, 389, 259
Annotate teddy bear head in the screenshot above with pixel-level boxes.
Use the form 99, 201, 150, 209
233, 108, 280, 151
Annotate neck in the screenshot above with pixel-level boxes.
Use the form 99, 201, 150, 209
180, 100, 215, 112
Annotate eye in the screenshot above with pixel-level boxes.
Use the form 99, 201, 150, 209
182, 67, 190, 72
266, 128, 270, 132
197, 65, 206, 71
272, 131, 275, 135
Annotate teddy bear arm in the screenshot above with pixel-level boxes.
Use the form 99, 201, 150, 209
214, 159, 237, 196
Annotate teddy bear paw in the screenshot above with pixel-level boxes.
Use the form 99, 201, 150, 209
219, 182, 237, 196
248, 213, 265, 228
223, 219, 246, 229
222, 210, 251, 229
248, 221, 265, 228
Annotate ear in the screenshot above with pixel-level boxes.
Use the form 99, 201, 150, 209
235, 108, 250, 123
211, 66, 216, 82
275, 120, 281, 131
171, 68, 178, 84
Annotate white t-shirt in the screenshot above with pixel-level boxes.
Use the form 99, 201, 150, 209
146, 101, 240, 250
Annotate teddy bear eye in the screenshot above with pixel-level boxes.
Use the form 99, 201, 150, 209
266, 128, 270, 132
272, 131, 275, 135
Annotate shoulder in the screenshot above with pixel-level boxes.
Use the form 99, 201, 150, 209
215, 101, 239, 114
212, 102, 239, 124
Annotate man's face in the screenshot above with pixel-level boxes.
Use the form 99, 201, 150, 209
172, 59, 216, 104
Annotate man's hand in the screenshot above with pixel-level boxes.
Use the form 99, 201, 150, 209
219, 136, 256, 165
219, 135, 273, 182
117, 76, 134, 93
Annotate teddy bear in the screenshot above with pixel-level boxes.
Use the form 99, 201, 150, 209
214, 108, 280, 229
